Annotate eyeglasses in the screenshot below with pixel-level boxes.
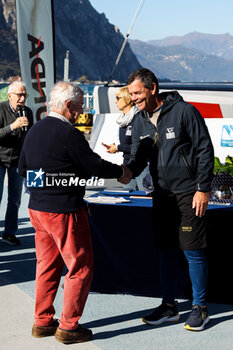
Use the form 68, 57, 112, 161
11, 93, 29, 98
116, 96, 123, 101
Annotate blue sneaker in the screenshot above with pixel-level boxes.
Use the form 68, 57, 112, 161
184, 306, 210, 331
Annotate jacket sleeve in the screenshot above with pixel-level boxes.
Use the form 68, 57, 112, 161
183, 103, 214, 192
130, 114, 141, 161
18, 146, 27, 177
26, 107, 34, 130
117, 143, 131, 154
67, 128, 123, 179
18, 108, 34, 176
0, 107, 13, 139
127, 113, 155, 177
0, 124, 12, 139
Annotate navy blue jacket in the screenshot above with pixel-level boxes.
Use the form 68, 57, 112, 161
128, 91, 214, 194
18, 116, 123, 213
118, 124, 132, 165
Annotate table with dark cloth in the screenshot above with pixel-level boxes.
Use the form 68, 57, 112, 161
87, 191, 233, 304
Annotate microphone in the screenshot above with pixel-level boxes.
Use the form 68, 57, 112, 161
16, 105, 27, 132
22, 106, 27, 132
16, 104, 21, 114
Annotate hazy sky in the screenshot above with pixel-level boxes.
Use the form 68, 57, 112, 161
89, 0, 233, 41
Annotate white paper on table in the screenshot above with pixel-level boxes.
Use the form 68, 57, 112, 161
86, 196, 130, 204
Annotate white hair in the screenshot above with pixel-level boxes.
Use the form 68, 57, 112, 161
8, 81, 26, 93
49, 81, 84, 110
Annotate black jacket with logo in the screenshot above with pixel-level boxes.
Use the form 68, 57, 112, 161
128, 91, 214, 194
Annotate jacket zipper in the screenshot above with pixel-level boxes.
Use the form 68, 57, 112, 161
180, 149, 195, 180
160, 148, 170, 190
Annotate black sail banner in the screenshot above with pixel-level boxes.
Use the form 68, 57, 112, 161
16, 0, 55, 121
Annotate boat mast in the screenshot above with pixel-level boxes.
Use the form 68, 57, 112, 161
108, 0, 145, 83
64, 50, 70, 82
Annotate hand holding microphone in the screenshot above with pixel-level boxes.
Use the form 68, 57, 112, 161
12, 105, 29, 131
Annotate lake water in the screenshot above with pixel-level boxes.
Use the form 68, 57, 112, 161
79, 84, 95, 108
2, 82, 233, 107
0, 82, 96, 107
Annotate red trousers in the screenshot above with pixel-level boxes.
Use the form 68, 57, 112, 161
29, 207, 93, 331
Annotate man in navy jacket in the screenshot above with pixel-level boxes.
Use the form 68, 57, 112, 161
19, 81, 129, 344
126, 68, 214, 331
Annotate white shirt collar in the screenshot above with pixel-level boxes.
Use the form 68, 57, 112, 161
49, 111, 72, 126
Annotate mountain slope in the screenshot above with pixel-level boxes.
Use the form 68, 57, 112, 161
0, 0, 141, 82
0, 0, 20, 79
53, 0, 141, 81
147, 31, 233, 60
129, 39, 233, 82
1, 1, 233, 83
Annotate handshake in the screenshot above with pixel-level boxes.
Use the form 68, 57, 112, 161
118, 164, 132, 184
102, 142, 133, 184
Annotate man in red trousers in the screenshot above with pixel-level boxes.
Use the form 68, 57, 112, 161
19, 81, 130, 344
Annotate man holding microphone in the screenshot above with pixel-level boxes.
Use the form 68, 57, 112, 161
0, 80, 33, 245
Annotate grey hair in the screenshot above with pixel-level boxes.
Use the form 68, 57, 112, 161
8, 81, 26, 93
49, 81, 84, 110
